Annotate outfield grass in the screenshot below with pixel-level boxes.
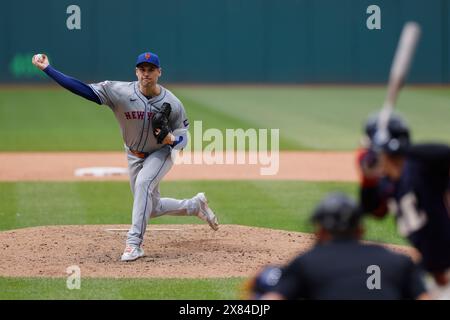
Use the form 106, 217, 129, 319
0, 180, 404, 245
0, 86, 449, 151
0, 180, 405, 299
0, 277, 244, 300
175, 86, 450, 150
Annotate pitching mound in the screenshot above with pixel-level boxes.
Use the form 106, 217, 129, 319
0, 224, 417, 278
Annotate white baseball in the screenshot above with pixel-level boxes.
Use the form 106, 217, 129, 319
35, 54, 43, 62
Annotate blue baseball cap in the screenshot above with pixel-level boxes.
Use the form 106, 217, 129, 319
136, 52, 160, 68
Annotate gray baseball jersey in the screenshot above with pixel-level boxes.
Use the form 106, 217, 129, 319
89, 80, 197, 247
89, 81, 189, 153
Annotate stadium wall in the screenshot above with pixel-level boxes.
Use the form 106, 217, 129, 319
1, 0, 448, 83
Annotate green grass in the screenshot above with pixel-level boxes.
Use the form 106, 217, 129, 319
1, 86, 449, 151
0, 180, 404, 245
0, 180, 405, 299
0, 179, 407, 300
174, 86, 450, 150
0, 277, 244, 300
0, 90, 123, 151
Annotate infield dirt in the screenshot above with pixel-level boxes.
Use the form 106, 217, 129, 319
0, 224, 417, 278
0, 151, 358, 182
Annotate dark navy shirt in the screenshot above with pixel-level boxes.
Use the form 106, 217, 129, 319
273, 240, 426, 300
361, 143, 450, 273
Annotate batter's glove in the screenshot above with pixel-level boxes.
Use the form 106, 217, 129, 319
242, 265, 283, 299
152, 102, 172, 144
357, 148, 381, 187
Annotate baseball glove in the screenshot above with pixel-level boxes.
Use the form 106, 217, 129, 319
152, 102, 172, 144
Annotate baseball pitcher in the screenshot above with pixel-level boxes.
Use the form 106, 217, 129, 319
32, 52, 219, 262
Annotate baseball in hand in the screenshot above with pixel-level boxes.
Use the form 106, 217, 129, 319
35, 54, 43, 63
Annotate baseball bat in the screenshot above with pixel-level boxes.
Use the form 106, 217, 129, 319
376, 22, 421, 144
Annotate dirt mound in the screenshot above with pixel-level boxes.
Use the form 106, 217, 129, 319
0, 224, 417, 279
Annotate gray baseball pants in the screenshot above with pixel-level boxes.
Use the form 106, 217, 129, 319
125, 145, 199, 247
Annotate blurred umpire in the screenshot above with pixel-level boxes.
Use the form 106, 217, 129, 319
253, 193, 428, 300
358, 112, 450, 299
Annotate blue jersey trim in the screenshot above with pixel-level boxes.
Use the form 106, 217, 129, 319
151, 87, 167, 105
140, 89, 167, 152
133, 83, 148, 151
140, 151, 170, 238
